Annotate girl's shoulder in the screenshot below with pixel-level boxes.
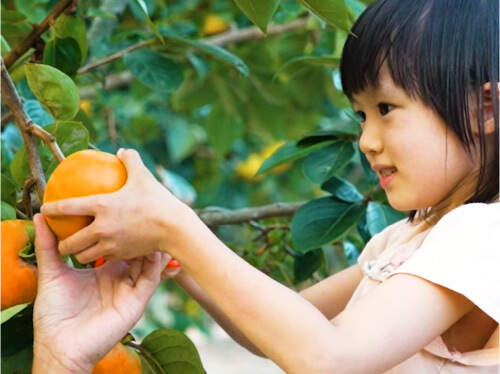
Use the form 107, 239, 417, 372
394, 202, 500, 323
429, 202, 499, 243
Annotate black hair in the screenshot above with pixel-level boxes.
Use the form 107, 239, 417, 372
340, 0, 499, 215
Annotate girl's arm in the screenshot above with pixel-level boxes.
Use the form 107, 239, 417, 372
168, 264, 364, 357
164, 213, 473, 373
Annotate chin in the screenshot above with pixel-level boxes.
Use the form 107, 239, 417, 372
386, 196, 428, 213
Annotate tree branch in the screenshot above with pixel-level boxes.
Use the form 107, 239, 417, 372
29, 124, 65, 162
1, 59, 46, 201
196, 201, 306, 226
78, 18, 310, 98
3, 0, 78, 69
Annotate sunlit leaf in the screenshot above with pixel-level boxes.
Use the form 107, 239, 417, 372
257, 140, 334, 175
321, 176, 363, 203
233, 0, 281, 33
140, 328, 205, 374
24, 64, 80, 121
297, 0, 351, 32
1, 201, 16, 220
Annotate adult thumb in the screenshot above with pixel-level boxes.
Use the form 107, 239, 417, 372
116, 148, 146, 180
33, 214, 65, 279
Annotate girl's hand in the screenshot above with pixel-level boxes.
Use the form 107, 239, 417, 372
40, 149, 191, 264
32, 214, 163, 373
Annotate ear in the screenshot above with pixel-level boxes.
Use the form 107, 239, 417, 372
474, 82, 499, 136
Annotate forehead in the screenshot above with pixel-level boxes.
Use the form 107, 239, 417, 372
350, 63, 403, 103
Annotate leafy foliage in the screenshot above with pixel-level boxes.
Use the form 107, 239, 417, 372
1, 0, 402, 371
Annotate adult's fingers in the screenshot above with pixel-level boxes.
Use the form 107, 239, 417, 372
72, 242, 110, 265
41, 195, 99, 217
34, 214, 65, 279
57, 225, 99, 257
134, 252, 162, 298
116, 149, 147, 180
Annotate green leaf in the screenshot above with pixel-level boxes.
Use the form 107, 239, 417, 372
275, 56, 340, 80
359, 148, 378, 184
0, 345, 32, 374
1, 304, 33, 357
291, 197, 365, 252
203, 104, 244, 157
24, 64, 80, 121
43, 122, 90, 177
1, 174, 18, 206
1, 34, 11, 56
162, 33, 250, 76
365, 201, 406, 236
233, 0, 281, 33
321, 176, 363, 203
343, 238, 361, 266
1, 201, 16, 220
257, 139, 334, 175
165, 116, 206, 163
129, 0, 164, 43
124, 49, 184, 93
298, 0, 351, 32
294, 248, 325, 283
23, 100, 53, 127
43, 37, 82, 77
1, 304, 30, 324
53, 14, 88, 64
140, 328, 205, 374
301, 140, 355, 184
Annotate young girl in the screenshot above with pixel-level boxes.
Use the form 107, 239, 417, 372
39, 0, 499, 372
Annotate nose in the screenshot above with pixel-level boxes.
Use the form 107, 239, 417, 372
359, 122, 383, 156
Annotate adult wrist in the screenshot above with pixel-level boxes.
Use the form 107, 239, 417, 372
33, 342, 93, 374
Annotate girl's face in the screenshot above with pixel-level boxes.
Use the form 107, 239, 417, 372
352, 64, 479, 213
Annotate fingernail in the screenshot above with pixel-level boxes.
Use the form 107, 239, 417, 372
117, 148, 124, 156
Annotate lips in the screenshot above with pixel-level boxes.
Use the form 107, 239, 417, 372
371, 165, 397, 188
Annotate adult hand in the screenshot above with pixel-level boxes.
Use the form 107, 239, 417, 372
32, 214, 165, 373
40, 149, 192, 264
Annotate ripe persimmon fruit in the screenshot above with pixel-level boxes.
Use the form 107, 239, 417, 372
92, 342, 141, 374
43, 150, 127, 240
1, 220, 38, 311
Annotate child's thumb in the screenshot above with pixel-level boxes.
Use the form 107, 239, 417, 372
33, 214, 65, 279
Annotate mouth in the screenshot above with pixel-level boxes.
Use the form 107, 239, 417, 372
376, 167, 397, 178
372, 166, 397, 188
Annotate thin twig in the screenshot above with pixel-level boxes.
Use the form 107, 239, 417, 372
1, 111, 14, 129
196, 201, 306, 226
106, 108, 118, 144
23, 177, 37, 219
1, 58, 46, 201
78, 40, 154, 74
29, 123, 65, 162
3, 0, 77, 68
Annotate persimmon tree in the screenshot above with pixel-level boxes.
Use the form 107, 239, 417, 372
1, 0, 404, 372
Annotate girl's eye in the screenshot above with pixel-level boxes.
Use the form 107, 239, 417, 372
378, 103, 394, 115
355, 111, 366, 123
